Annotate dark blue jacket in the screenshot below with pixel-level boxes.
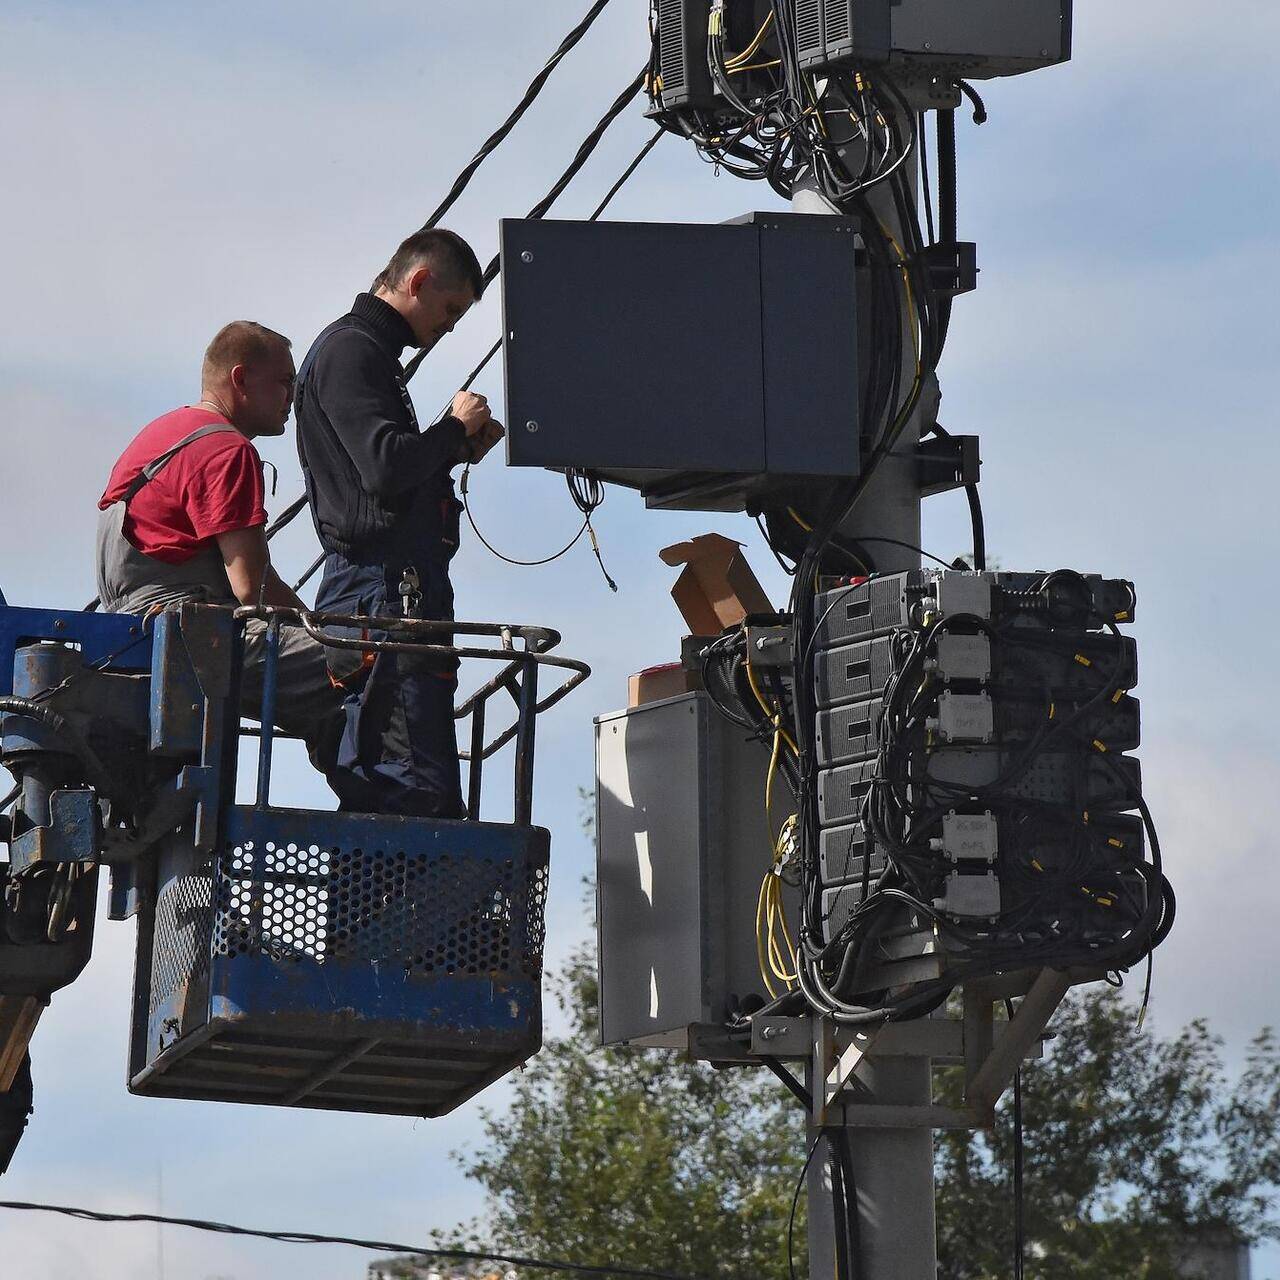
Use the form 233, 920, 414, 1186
295, 293, 465, 566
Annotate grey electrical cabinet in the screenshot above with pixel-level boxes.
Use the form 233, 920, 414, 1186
595, 692, 789, 1048
888, 0, 1071, 76
501, 213, 862, 513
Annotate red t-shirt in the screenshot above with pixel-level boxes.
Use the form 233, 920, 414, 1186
99, 407, 267, 564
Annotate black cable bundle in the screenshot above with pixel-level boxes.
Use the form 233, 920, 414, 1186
797, 573, 1174, 1025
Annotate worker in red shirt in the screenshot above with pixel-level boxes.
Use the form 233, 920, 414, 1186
95, 320, 345, 781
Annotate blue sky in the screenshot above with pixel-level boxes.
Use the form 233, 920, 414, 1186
1, 1, 1279, 1276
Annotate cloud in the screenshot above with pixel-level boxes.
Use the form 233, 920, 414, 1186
2, 0, 1280, 1273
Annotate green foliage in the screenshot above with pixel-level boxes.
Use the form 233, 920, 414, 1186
437, 939, 808, 1279
427, 817, 1278, 1279
935, 994, 1280, 1279
431, 936, 1280, 1280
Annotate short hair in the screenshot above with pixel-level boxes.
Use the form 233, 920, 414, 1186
202, 321, 291, 387
373, 227, 484, 299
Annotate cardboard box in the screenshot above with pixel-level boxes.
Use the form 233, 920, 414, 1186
658, 533, 774, 636
628, 662, 698, 708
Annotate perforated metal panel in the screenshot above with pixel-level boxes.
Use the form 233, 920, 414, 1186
208, 835, 546, 980
149, 867, 212, 1020
133, 807, 550, 1116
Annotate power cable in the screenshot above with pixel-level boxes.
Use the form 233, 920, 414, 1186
1005, 999, 1026, 1280
416, 0, 616, 233
0, 1200, 707, 1280
787, 1135, 824, 1280
404, 69, 648, 382
847, 536, 963, 571
588, 126, 663, 218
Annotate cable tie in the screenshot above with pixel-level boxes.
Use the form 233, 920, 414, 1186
1073, 653, 1092, 667
1092, 739, 1108, 753
1112, 688, 1126, 704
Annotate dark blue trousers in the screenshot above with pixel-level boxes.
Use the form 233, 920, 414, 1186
315, 555, 464, 820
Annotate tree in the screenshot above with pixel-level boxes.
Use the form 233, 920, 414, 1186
433, 922, 1280, 1280
935, 998, 1280, 1279
439, 937, 808, 1280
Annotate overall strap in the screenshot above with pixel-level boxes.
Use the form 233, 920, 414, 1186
121, 424, 240, 504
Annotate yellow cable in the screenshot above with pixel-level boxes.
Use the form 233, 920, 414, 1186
724, 10, 774, 66
756, 874, 779, 998
746, 661, 798, 756
878, 220, 922, 370
764, 724, 782, 841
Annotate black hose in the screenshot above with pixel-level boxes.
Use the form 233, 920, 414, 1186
936, 108, 957, 347
965, 481, 987, 571
0, 697, 112, 795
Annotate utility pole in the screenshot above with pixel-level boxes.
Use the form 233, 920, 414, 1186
507, 10, 1168, 1280
792, 78, 944, 1280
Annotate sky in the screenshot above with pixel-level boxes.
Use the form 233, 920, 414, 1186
1, 0, 1279, 1275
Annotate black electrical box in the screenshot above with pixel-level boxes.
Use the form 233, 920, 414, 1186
887, 0, 1071, 77
794, 0, 892, 71
650, 0, 717, 111
500, 213, 862, 512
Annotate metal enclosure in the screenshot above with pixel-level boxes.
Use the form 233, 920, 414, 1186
889, 0, 1071, 76
501, 214, 861, 511
595, 692, 784, 1047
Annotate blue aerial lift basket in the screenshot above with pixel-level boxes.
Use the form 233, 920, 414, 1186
131, 807, 550, 1115
0, 601, 587, 1119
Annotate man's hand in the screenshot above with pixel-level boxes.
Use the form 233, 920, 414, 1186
465, 417, 505, 465
450, 390, 492, 437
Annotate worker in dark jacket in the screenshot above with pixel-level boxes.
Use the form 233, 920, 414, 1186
295, 228, 503, 818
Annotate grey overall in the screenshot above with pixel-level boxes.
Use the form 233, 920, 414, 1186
95, 424, 345, 771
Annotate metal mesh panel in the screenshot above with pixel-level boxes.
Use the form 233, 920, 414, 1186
210, 836, 546, 979
825, 0, 851, 44
795, 0, 824, 55
149, 867, 212, 1020
658, 0, 690, 92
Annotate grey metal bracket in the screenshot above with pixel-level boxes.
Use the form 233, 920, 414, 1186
811, 966, 1070, 1130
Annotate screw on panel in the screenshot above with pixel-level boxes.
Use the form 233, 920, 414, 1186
526, 420, 540, 433
520, 250, 534, 263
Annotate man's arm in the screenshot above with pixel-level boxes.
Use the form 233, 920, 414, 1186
217, 527, 306, 611
311, 332, 473, 498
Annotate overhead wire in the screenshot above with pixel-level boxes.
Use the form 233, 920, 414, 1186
0, 1201, 705, 1280
402, 67, 649, 381
415, 0, 617, 233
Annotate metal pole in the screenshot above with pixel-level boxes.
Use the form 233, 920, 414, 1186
254, 617, 281, 809
794, 84, 939, 1278
809, 1054, 938, 1280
